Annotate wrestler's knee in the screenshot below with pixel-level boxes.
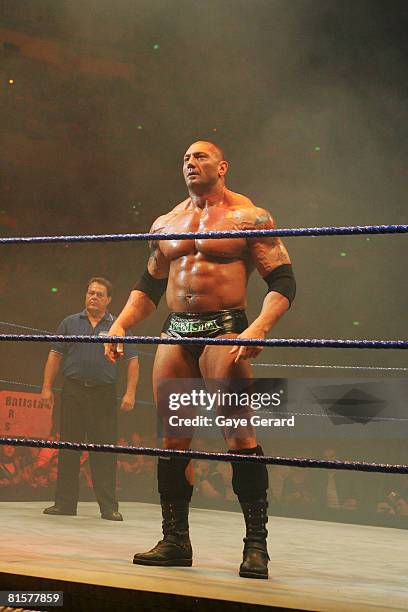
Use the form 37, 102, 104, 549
225, 436, 257, 450
163, 436, 193, 450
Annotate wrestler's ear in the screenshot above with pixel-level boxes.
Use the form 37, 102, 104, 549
218, 160, 228, 177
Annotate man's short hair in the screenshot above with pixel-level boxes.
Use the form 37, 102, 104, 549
87, 277, 113, 296
191, 140, 225, 161
206, 141, 225, 161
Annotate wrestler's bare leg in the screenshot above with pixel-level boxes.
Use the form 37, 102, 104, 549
199, 333, 257, 450
153, 342, 200, 483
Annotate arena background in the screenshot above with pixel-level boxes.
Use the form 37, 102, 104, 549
0, 0, 407, 526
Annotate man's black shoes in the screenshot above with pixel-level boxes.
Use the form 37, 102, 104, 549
43, 505, 123, 521
43, 504, 77, 516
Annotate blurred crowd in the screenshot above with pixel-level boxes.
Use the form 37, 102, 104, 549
0, 431, 157, 503
192, 446, 408, 528
0, 442, 59, 500
1, 441, 407, 527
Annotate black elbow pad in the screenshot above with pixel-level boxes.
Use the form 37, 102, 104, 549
264, 264, 296, 306
133, 269, 167, 306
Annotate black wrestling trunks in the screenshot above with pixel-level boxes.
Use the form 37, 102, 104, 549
162, 309, 248, 359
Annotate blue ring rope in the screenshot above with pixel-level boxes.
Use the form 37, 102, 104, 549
1, 378, 407, 421
0, 224, 407, 245
0, 333, 407, 349
2, 324, 406, 366
2, 324, 406, 369
0, 323, 151, 357
0, 437, 406, 474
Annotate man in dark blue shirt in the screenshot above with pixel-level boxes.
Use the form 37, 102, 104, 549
41, 277, 139, 521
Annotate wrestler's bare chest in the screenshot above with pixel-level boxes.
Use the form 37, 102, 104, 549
159, 205, 249, 261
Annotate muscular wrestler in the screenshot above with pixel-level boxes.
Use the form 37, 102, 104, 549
105, 141, 295, 579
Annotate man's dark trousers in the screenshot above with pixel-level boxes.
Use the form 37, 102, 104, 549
54, 378, 118, 514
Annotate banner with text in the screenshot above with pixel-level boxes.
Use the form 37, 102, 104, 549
0, 391, 52, 438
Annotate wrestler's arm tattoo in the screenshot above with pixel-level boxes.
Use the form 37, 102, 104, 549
147, 240, 161, 274
254, 214, 280, 246
236, 215, 279, 247
246, 211, 290, 269
272, 247, 291, 265
254, 214, 271, 227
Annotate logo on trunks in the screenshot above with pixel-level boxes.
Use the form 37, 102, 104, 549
168, 318, 221, 334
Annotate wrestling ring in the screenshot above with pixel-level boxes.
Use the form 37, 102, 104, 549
0, 223, 407, 612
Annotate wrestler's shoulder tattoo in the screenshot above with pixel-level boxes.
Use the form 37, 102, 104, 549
254, 213, 273, 229
254, 206, 274, 225
234, 209, 274, 232
235, 221, 255, 231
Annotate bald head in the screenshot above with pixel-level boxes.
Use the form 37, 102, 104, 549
188, 141, 225, 162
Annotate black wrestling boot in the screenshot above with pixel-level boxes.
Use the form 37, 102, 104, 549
133, 501, 192, 567
239, 499, 269, 579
